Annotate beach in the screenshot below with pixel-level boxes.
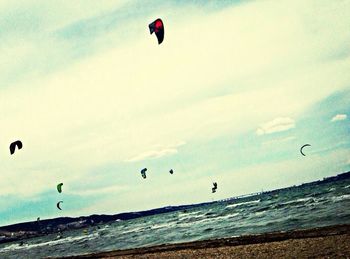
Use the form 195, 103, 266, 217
58, 224, 350, 258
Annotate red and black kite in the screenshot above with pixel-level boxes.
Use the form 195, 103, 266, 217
149, 18, 164, 44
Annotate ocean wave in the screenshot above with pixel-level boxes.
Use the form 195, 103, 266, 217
274, 197, 314, 208
331, 194, 350, 202
177, 211, 206, 222
225, 200, 260, 209
253, 210, 267, 217
0, 233, 98, 252
178, 211, 202, 218
176, 212, 239, 228
150, 221, 177, 230
253, 205, 272, 213
120, 225, 148, 235
176, 218, 212, 227
286, 197, 314, 204
211, 213, 240, 221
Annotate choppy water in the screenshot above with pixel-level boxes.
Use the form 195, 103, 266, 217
1, 178, 350, 258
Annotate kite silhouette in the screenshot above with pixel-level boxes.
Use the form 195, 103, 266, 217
300, 144, 311, 156
9, 140, 22, 155
141, 168, 147, 179
149, 18, 164, 44
57, 183, 63, 193
56, 201, 63, 210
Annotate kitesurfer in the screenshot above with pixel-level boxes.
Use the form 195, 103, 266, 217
212, 182, 218, 193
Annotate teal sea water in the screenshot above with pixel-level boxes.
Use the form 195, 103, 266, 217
1, 177, 350, 258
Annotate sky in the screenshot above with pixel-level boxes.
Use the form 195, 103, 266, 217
0, 0, 350, 226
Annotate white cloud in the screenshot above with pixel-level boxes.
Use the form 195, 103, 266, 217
126, 141, 186, 162
126, 148, 178, 162
256, 117, 295, 136
331, 114, 347, 122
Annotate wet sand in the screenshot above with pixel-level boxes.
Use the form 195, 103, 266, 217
57, 224, 350, 258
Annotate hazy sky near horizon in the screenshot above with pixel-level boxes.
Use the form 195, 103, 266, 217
0, 0, 350, 226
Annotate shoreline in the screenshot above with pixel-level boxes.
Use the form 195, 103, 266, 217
53, 224, 350, 258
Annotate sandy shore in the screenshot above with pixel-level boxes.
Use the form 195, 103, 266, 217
56, 224, 350, 259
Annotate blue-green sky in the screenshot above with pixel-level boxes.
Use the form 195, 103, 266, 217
0, 0, 350, 226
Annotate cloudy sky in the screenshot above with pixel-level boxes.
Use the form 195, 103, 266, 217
0, 0, 350, 226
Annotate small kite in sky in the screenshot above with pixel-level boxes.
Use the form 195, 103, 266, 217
9, 140, 22, 155
169, 169, 174, 174
56, 201, 63, 210
141, 168, 147, 179
149, 18, 164, 44
300, 144, 311, 156
57, 183, 63, 193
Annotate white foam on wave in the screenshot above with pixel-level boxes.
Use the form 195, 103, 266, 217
178, 211, 202, 218
293, 197, 314, 203
215, 213, 240, 220
150, 221, 177, 230
279, 197, 314, 206
177, 211, 206, 222
331, 194, 350, 202
253, 210, 267, 217
177, 212, 239, 228
0, 233, 99, 252
225, 200, 260, 209
120, 225, 147, 235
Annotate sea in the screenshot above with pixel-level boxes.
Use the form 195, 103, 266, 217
1, 177, 350, 258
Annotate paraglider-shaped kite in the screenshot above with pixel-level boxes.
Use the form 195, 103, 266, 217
57, 183, 63, 193
169, 169, 174, 174
57, 201, 63, 210
149, 18, 164, 44
9, 140, 22, 155
141, 168, 147, 179
212, 182, 218, 193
